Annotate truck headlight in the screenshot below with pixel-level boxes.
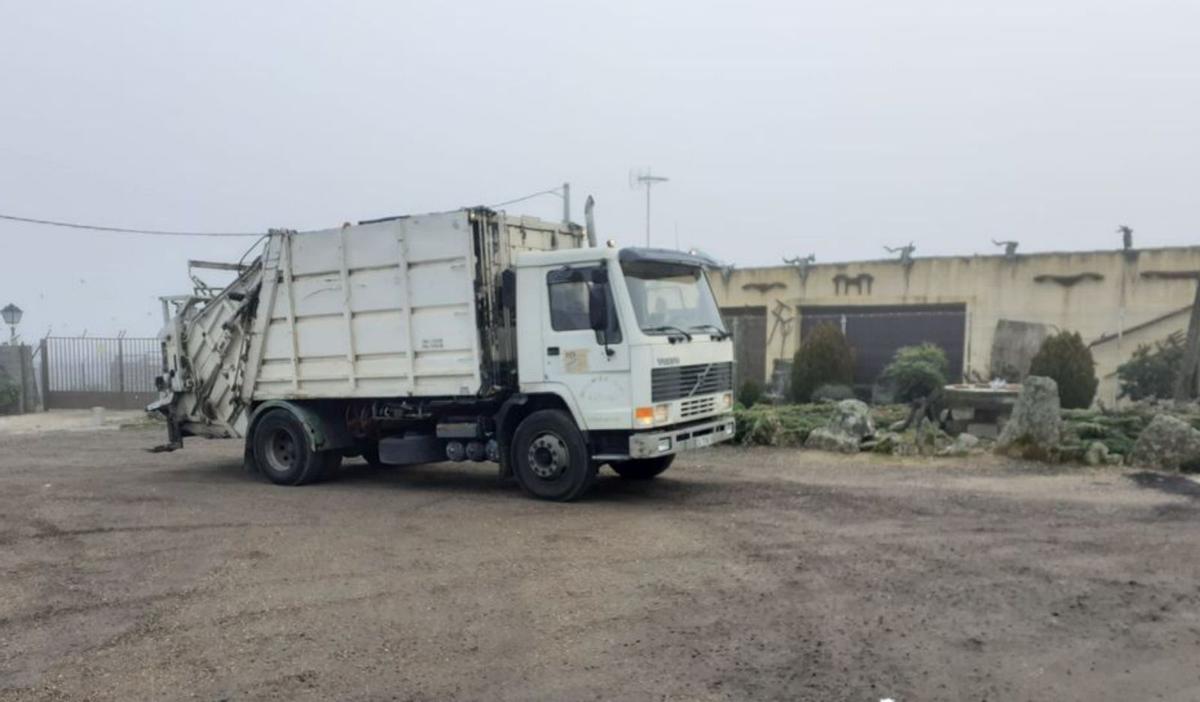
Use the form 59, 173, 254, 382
720, 392, 733, 410
634, 404, 671, 427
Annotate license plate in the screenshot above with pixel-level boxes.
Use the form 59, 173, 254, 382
694, 434, 714, 448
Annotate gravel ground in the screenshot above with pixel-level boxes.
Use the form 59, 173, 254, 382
2, 428, 1200, 701
0, 409, 148, 436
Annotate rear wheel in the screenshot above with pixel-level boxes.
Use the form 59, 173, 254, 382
610, 454, 675, 480
252, 409, 339, 485
511, 409, 597, 501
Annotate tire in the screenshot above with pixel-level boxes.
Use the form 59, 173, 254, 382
251, 409, 338, 485
511, 409, 597, 501
610, 454, 675, 480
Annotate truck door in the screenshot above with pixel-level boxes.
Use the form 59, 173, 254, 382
541, 264, 631, 430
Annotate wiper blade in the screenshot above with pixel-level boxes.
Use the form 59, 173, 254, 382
688, 324, 730, 340
643, 325, 693, 341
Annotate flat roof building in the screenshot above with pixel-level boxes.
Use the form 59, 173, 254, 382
711, 245, 1200, 405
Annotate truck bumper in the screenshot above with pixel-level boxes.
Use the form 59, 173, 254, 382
628, 414, 736, 459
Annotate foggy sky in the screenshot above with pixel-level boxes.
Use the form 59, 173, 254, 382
2, 0, 1198, 338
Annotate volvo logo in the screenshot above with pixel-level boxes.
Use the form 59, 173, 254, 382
656, 357, 681, 366
689, 363, 714, 397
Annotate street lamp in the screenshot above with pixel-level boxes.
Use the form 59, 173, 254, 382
1, 303, 22, 345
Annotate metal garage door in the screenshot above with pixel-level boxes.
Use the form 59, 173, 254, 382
721, 306, 767, 391
799, 304, 966, 387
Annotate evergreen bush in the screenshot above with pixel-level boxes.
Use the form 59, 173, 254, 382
1028, 331, 1098, 409
0, 374, 18, 414
880, 343, 949, 402
737, 379, 763, 408
789, 323, 855, 403
1117, 333, 1185, 400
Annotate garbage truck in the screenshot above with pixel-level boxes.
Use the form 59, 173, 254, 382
150, 206, 735, 501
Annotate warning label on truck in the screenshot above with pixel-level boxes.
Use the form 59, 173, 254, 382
563, 349, 589, 374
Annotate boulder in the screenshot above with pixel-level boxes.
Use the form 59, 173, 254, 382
1083, 441, 1109, 466
1130, 415, 1200, 471
870, 431, 902, 454
915, 418, 951, 455
803, 399, 875, 454
804, 427, 862, 454
871, 420, 952, 456
830, 399, 875, 439
997, 376, 1062, 459
939, 432, 981, 457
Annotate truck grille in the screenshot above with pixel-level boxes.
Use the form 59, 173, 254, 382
651, 362, 733, 403
680, 396, 717, 417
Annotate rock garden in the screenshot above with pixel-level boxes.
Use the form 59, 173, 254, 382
733, 324, 1200, 472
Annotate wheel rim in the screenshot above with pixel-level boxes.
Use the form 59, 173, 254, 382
265, 428, 298, 473
527, 431, 569, 480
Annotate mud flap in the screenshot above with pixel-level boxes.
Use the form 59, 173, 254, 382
243, 438, 260, 474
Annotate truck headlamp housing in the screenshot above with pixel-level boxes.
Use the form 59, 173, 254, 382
634, 404, 671, 427
720, 392, 733, 410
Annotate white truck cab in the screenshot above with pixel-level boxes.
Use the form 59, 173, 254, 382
515, 246, 735, 463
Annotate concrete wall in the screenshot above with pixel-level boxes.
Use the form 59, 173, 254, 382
710, 246, 1200, 405
0, 344, 41, 414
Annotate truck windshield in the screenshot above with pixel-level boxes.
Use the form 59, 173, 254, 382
621, 260, 727, 336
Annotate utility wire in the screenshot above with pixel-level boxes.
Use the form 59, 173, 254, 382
3, 187, 571, 235
0, 212, 263, 237
487, 186, 565, 209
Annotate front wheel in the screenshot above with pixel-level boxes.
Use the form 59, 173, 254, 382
610, 454, 675, 480
511, 409, 597, 501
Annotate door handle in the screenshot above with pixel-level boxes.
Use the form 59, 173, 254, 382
546, 346, 560, 356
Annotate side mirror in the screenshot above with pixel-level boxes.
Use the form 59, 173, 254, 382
588, 283, 608, 331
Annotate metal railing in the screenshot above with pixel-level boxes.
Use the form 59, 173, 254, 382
40, 336, 160, 410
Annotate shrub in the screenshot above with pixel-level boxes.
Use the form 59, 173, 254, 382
733, 402, 910, 446
880, 343, 949, 402
811, 383, 855, 402
1028, 331, 1098, 409
1117, 333, 1185, 400
737, 379, 763, 408
0, 374, 18, 414
733, 403, 836, 446
1061, 408, 1150, 457
790, 323, 854, 402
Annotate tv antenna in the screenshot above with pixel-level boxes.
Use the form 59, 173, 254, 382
630, 168, 669, 247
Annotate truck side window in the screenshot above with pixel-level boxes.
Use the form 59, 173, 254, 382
547, 267, 622, 344
548, 281, 591, 331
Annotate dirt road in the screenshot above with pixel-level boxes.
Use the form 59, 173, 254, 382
2, 428, 1199, 701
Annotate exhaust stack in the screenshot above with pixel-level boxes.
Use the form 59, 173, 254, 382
584, 196, 597, 247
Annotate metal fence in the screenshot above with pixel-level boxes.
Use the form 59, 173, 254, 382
40, 336, 161, 410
